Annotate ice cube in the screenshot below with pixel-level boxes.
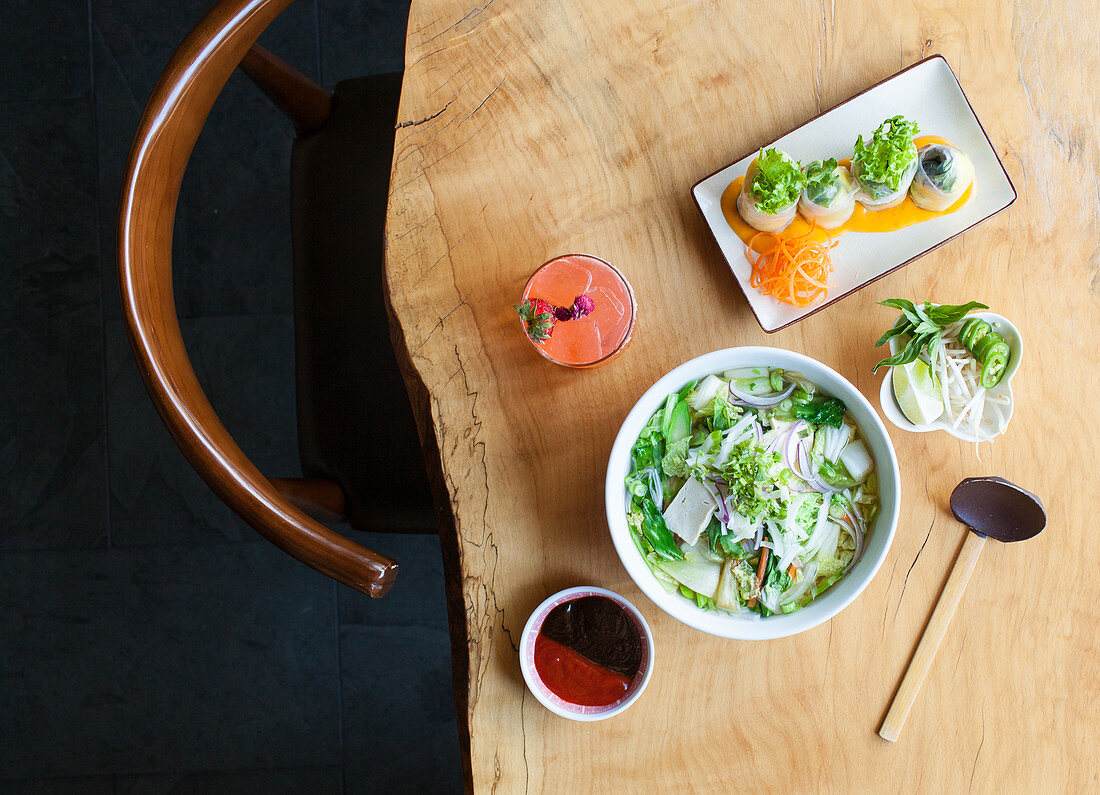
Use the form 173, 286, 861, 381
550, 258, 594, 298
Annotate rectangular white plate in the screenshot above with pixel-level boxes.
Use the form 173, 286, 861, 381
692, 55, 1016, 333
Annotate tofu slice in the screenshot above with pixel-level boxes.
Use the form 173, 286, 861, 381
662, 477, 717, 546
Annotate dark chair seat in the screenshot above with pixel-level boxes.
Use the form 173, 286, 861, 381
291, 74, 434, 533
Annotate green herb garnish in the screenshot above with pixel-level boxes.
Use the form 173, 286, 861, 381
711, 393, 734, 432
871, 298, 989, 373
793, 397, 847, 428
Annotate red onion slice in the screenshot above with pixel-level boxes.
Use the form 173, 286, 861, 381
728, 381, 796, 408
785, 422, 841, 494
797, 441, 812, 482
839, 511, 866, 576
783, 421, 809, 476
699, 478, 729, 524
801, 447, 840, 494
709, 476, 730, 503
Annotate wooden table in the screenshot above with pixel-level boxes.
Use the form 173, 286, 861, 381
384, 0, 1099, 790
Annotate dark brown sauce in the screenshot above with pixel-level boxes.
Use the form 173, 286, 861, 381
539, 595, 642, 678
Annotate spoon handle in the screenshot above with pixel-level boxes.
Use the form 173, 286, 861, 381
879, 531, 987, 742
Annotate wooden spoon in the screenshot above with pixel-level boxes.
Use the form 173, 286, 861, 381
878, 476, 1046, 741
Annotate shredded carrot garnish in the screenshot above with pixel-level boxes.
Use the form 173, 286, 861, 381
746, 223, 837, 307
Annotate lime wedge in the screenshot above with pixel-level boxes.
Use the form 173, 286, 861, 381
893, 359, 944, 426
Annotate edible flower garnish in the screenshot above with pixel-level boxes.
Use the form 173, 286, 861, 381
748, 148, 805, 214
852, 115, 921, 192
514, 294, 596, 343
571, 294, 595, 319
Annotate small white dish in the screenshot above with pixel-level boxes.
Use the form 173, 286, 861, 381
692, 55, 1017, 333
605, 347, 901, 641
519, 586, 654, 721
878, 312, 1021, 442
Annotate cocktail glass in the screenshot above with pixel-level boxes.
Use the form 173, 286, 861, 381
518, 254, 637, 368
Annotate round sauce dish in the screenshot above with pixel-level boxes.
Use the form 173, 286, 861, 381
519, 586, 654, 720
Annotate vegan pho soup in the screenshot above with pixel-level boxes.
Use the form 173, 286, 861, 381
625, 367, 878, 617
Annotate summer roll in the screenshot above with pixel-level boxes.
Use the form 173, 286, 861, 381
909, 143, 975, 211
798, 159, 857, 228
851, 116, 920, 210
737, 148, 804, 233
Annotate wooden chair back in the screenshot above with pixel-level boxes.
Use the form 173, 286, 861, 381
117, 0, 398, 597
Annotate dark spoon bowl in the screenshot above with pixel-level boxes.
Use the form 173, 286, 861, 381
950, 476, 1046, 542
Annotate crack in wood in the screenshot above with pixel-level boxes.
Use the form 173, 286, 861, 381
396, 95, 457, 128
441, 340, 522, 745
970, 705, 986, 788
894, 515, 936, 620
520, 687, 530, 792
460, 78, 505, 125
425, 0, 497, 45
414, 298, 468, 354
411, 45, 447, 67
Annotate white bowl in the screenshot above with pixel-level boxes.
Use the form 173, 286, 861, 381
878, 312, 1021, 442
604, 347, 901, 640
519, 586, 655, 720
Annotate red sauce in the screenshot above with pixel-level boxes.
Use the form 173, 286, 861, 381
533, 635, 632, 706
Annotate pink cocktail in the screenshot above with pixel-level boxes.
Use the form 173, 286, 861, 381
516, 254, 636, 368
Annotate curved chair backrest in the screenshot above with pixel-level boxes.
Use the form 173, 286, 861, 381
118, 0, 397, 597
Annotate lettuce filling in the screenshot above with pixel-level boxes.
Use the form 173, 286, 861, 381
747, 148, 805, 214
803, 158, 842, 206
852, 115, 920, 194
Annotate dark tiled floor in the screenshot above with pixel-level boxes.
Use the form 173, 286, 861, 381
1, 1, 91, 102
1, 0, 464, 791
103, 315, 299, 546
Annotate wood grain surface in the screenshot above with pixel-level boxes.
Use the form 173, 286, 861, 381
384, 0, 1099, 790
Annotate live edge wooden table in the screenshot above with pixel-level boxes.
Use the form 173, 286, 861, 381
384, 0, 1098, 790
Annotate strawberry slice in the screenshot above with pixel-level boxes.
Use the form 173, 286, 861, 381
514, 298, 557, 342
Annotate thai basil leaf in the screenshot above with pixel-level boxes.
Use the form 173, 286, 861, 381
872, 298, 989, 373
912, 302, 935, 326
872, 331, 934, 373
874, 314, 912, 348
878, 298, 917, 314
925, 301, 989, 325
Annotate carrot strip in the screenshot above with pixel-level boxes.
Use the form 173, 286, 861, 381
746, 221, 837, 307
746, 547, 770, 608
